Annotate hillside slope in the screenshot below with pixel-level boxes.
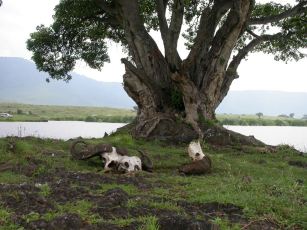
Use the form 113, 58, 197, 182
0, 57, 306, 116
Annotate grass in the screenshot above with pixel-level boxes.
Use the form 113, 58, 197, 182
217, 113, 307, 126
0, 133, 306, 229
0, 102, 135, 123
1, 102, 307, 126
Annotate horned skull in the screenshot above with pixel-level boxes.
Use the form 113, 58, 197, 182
117, 156, 142, 173
101, 147, 142, 173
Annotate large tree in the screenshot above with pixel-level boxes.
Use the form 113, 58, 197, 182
27, 0, 306, 143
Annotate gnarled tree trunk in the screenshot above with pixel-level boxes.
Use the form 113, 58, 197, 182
116, 0, 263, 145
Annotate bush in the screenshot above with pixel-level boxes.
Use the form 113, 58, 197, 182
85, 116, 97, 122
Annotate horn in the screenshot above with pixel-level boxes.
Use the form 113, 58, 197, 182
137, 149, 153, 172
70, 140, 88, 160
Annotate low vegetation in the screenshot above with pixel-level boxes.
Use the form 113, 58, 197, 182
0, 132, 306, 229
1, 103, 307, 127
0, 103, 135, 123
218, 114, 307, 126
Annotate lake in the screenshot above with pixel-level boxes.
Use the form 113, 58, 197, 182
225, 125, 307, 153
0, 121, 306, 152
0, 121, 125, 140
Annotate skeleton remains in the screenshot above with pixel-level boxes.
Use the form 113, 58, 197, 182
70, 141, 152, 173
179, 140, 212, 175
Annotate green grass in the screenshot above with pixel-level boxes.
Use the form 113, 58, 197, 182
138, 216, 160, 230
0, 133, 306, 229
217, 113, 307, 126
1, 103, 307, 126
0, 103, 135, 123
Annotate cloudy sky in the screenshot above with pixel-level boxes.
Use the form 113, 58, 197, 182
0, 0, 306, 92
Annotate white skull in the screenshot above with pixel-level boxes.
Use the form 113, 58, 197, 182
188, 141, 205, 161
101, 147, 121, 172
101, 147, 142, 173
117, 156, 142, 173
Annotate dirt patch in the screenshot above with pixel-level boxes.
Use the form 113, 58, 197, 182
13, 157, 45, 177
0, 168, 285, 229
22, 213, 92, 230
0, 183, 54, 216
158, 213, 219, 230
178, 201, 246, 223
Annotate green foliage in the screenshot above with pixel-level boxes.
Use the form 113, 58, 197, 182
138, 216, 160, 230
0, 103, 135, 123
26, 0, 306, 83
251, 2, 307, 62
27, 0, 112, 80
217, 114, 307, 127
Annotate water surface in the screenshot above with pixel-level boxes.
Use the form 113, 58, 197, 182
225, 125, 307, 153
0, 121, 306, 152
0, 121, 125, 140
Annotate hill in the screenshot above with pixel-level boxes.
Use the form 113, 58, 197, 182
0, 57, 135, 108
0, 57, 306, 116
217, 90, 307, 117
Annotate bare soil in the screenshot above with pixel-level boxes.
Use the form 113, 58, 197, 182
0, 155, 286, 230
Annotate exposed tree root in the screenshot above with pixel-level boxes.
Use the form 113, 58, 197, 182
125, 117, 266, 147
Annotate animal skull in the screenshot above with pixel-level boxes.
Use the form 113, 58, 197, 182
188, 141, 205, 161
117, 156, 142, 173
101, 147, 142, 173
101, 147, 122, 172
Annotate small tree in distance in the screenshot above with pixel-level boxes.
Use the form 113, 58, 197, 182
289, 113, 295, 118
256, 112, 263, 119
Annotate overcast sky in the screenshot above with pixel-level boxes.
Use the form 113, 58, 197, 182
0, 0, 306, 92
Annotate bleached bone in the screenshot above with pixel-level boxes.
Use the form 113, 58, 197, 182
117, 156, 142, 173
188, 140, 205, 161
101, 148, 142, 173
101, 147, 122, 172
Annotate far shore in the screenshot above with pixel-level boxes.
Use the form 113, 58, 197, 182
1, 103, 307, 126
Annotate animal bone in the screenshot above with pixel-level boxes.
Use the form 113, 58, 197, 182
188, 140, 205, 161
70, 140, 112, 160
101, 147, 123, 172
71, 141, 148, 173
138, 149, 153, 172
117, 156, 142, 173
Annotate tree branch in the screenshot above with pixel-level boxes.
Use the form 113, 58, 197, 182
168, 0, 184, 50
155, 0, 169, 44
228, 32, 283, 72
199, 1, 252, 91
95, 0, 117, 15
218, 32, 285, 105
156, 0, 184, 70
249, 1, 307, 25
185, 2, 232, 68
246, 29, 260, 38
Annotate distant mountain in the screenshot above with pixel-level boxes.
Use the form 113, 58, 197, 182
217, 90, 307, 117
0, 57, 135, 108
0, 57, 306, 117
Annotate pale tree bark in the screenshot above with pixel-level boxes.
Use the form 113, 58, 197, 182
94, 0, 305, 143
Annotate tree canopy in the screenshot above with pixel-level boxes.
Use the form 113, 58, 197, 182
27, 0, 307, 141
27, 0, 306, 81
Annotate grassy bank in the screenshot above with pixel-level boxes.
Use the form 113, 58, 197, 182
218, 114, 307, 126
1, 103, 307, 126
0, 103, 135, 123
0, 132, 306, 229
